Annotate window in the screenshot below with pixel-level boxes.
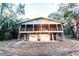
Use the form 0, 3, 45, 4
50, 24, 57, 31
34, 25, 39, 31
58, 24, 62, 31
42, 24, 49, 31
20, 25, 25, 31
26, 25, 33, 31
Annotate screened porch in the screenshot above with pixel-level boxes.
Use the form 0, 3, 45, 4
20, 24, 63, 32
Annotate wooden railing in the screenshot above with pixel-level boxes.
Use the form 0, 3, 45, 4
19, 24, 63, 32
19, 31, 63, 33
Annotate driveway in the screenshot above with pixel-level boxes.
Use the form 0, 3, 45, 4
0, 39, 79, 56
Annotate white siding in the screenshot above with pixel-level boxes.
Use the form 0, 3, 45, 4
29, 34, 37, 41
29, 34, 51, 42
39, 34, 50, 42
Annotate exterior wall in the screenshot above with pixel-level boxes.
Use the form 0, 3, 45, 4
29, 34, 38, 41
39, 34, 50, 42
19, 33, 63, 42
18, 18, 64, 42
22, 18, 62, 25
39, 19, 61, 24
28, 34, 50, 42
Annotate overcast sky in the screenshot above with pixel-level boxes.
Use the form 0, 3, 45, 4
24, 3, 59, 19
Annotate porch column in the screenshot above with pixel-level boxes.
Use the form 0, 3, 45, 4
18, 33, 20, 40
61, 24, 65, 40
27, 33, 29, 41
56, 24, 58, 31
56, 24, 58, 40
48, 24, 50, 31
25, 25, 27, 31
41, 24, 42, 31
18, 25, 21, 40
24, 34, 26, 41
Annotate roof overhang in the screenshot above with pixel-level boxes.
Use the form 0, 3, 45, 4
20, 17, 64, 25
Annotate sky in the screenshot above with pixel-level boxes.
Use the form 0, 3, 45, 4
3, 3, 59, 20
24, 3, 59, 19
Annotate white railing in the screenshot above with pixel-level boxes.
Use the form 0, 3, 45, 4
19, 31, 63, 33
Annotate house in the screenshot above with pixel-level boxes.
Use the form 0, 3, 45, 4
18, 17, 64, 42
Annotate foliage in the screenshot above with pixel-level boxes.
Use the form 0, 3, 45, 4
48, 13, 62, 20
16, 3, 25, 15
0, 3, 25, 41
48, 3, 79, 38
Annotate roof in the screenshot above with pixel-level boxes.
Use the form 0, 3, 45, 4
20, 17, 63, 25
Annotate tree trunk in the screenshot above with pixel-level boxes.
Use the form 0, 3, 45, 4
0, 4, 3, 20
0, 4, 4, 30
76, 26, 79, 39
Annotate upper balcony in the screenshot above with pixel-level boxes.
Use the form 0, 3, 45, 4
19, 24, 63, 33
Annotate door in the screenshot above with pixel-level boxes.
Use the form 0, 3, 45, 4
29, 34, 37, 41
40, 34, 50, 42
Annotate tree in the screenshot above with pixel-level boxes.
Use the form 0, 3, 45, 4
0, 3, 25, 40
16, 3, 25, 15
48, 3, 79, 38
0, 3, 14, 29
58, 3, 79, 38
48, 13, 62, 20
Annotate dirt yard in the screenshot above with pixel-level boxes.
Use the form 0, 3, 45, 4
0, 38, 79, 56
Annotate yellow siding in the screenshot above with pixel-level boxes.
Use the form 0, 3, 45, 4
39, 34, 50, 42
29, 34, 38, 41
29, 34, 50, 42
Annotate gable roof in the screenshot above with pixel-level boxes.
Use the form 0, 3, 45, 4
20, 17, 63, 25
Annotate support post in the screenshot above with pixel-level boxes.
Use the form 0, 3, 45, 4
56, 24, 58, 31
48, 24, 52, 41
61, 24, 65, 40
27, 33, 29, 42
52, 34, 54, 41
18, 33, 20, 40
48, 24, 50, 31
56, 24, 58, 40
18, 25, 21, 40
24, 34, 26, 41
41, 24, 42, 31
25, 25, 27, 31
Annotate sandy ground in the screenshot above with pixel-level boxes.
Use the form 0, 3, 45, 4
0, 38, 79, 56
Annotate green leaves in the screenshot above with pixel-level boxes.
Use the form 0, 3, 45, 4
48, 3, 78, 38
0, 3, 25, 40
48, 13, 62, 20
16, 3, 25, 15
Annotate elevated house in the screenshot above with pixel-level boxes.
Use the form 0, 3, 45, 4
18, 17, 64, 42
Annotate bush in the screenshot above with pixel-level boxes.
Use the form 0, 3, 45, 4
0, 32, 12, 41
3, 32, 12, 40
0, 17, 20, 41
